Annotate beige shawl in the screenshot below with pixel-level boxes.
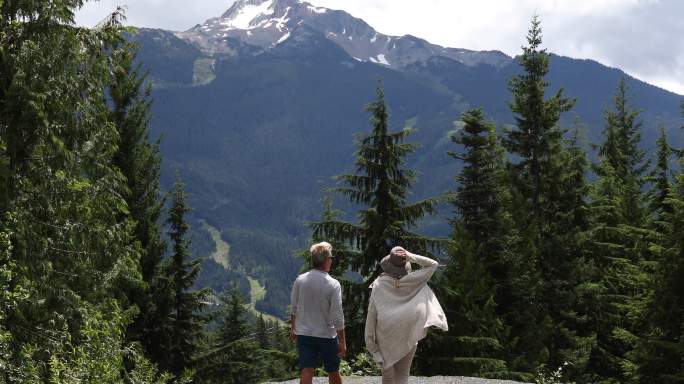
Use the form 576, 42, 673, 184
364, 253, 448, 369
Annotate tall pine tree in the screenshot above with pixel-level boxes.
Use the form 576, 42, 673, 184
584, 79, 653, 383
418, 109, 513, 378
503, 16, 589, 378
160, 176, 208, 375
110, 38, 165, 287
194, 289, 263, 384
648, 126, 674, 222
597, 77, 648, 224
637, 109, 684, 383
311, 82, 437, 353
108, 37, 169, 368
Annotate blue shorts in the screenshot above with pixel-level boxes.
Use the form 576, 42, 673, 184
297, 335, 340, 373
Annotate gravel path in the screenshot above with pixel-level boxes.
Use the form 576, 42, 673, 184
265, 376, 529, 384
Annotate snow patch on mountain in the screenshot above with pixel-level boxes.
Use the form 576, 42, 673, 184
369, 54, 390, 65
277, 32, 291, 44
220, 0, 274, 30
271, 6, 291, 31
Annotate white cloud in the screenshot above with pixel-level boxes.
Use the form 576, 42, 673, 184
76, 0, 684, 95
76, 0, 230, 30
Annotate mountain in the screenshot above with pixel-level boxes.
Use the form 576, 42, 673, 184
177, 0, 510, 67
129, 0, 683, 318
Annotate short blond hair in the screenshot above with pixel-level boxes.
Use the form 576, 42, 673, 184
310, 242, 333, 268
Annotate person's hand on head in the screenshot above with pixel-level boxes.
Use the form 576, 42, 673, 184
392, 246, 407, 259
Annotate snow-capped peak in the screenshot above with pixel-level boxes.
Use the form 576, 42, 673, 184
220, 0, 275, 30
177, 0, 511, 68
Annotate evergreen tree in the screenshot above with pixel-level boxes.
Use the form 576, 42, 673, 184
311, 82, 437, 353
108, 37, 169, 368
583, 82, 654, 382
637, 110, 684, 383
296, 194, 352, 279
504, 16, 576, 224
0, 3, 166, 380
256, 313, 270, 349
648, 126, 674, 222
553, 125, 595, 379
418, 109, 513, 378
503, 16, 589, 377
221, 289, 249, 344
195, 289, 263, 384
597, 78, 649, 224
161, 177, 208, 375
110, 39, 165, 286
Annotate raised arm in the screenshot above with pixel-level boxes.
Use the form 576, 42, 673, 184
404, 251, 438, 285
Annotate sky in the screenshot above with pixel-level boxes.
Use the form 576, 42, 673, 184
76, 0, 684, 95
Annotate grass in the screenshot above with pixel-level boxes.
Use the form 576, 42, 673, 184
201, 221, 230, 269
248, 276, 267, 305
247, 276, 283, 324
199, 220, 283, 324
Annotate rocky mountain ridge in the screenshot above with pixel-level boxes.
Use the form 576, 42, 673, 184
176, 0, 510, 68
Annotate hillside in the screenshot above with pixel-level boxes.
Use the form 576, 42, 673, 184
129, 0, 683, 318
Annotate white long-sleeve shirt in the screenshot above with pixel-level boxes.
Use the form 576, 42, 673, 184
290, 269, 345, 338
365, 252, 448, 369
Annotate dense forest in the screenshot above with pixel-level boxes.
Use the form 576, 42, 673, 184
0, 1, 682, 384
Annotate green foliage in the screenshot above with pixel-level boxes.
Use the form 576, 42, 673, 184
311, 82, 438, 353
534, 362, 575, 384
157, 177, 209, 375
190, 228, 296, 384
3, 302, 178, 384
647, 125, 674, 222
347, 351, 381, 376
110, 37, 165, 288
582, 79, 655, 384
417, 109, 512, 378
502, 16, 590, 377
0, 1, 162, 382
106, 35, 175, 377
194, 290, 266, 384
596, 78, 649, 225
256, 313, 270, 349
636, 115, 684, 383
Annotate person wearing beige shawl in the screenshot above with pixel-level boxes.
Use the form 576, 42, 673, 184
364, 246, 448, 384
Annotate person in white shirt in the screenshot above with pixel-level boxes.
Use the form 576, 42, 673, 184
365, 246, 448, 384
290, 241, 347, 384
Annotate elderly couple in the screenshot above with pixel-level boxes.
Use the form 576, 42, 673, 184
290, 242, 447, 384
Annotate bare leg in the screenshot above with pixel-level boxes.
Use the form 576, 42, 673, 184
328, 371, 342, 384
381, 365, 394, 384
390, 344, 417, 384
300, 368, 315, 384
